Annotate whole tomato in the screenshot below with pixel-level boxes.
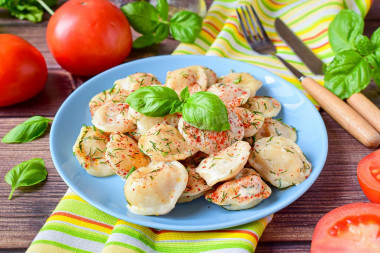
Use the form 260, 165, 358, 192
46, 0, 132, 76
0, 34, 47, 107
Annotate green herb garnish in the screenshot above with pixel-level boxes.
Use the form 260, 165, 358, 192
125, 166, 136, 180
4, 158, 47, 199
0, 0, 57, 23
325, 9, 380, 99
2, 116, 52, 143
125, 86, 230, 132
121, 0, 202, 48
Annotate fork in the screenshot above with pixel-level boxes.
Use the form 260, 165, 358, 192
236, 5, 380, 148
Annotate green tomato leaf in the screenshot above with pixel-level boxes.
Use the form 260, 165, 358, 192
2, 116, 52, 143
121, 1, 160, 34
180, 87, 190, 102
324, 50, 372, 99
4, 158, 47, 199
371, 27, 380, 48
328, 9, 364, 54
354, 35, 374, 56
182, 91, 230, 132
157, 0, 169, 20
133, 34, 155, 49
154, 23, 170, 43
169, 11, 202, 43
125, 86, 183, 117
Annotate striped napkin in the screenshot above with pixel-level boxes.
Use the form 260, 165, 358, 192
27, 0, 371, 252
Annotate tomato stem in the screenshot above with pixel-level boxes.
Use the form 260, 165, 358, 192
36, 0, 55, 16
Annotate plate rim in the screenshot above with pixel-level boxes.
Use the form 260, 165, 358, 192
50, 55, 328, 231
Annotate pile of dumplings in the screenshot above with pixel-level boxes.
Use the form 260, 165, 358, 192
73, 65, 312, 216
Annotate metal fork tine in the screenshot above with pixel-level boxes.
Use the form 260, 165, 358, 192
236, 4, 277, 55
249, 5, 270, 40
245, 6, 261, 40
236, 8, 252, 44
241, 6, 257, 42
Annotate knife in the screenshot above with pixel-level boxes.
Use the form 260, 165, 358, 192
274, 17, 380, 147
274, 18, 324, 75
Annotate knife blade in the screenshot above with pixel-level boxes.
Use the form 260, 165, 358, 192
274, 18, 324, 75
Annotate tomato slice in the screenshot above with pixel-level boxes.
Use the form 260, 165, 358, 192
311, 203, 380, 253
357, 149, 380, 204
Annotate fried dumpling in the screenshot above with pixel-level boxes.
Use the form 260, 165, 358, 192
73, 125, 114, 177
138, 124, 198, 162
105, 132, 150, 178
249, 136, 311, 188
124, 161, 188, 215
196, 141, 251, 186
205, 168, 271, 210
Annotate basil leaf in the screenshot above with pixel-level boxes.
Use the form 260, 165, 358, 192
121, 1, 160, 34
180, 87, 190, 102
375, 48, 380, 66
170, 11, 202, 43
4, 158, 47, 199
2, 116, 52, 143
328, 9, 364, 54
372, 28, 380, 65
154, 23, 170, 43
183, 92, 230, 132
125, 86, 183, 117
354, 35, 374, 56
371, 27, 380, 48
133, 34, 155, 49
157, 0, 169, 20
374, 65, 380, 87
0, 0, 57, 23
325, 50, 372, 99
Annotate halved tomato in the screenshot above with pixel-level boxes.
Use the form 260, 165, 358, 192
311, 203, 380, 253
357, 149, 380, 203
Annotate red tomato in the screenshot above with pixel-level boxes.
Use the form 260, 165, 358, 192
46, 0, 132, 76
0, 34, 47, 107
357, 150, 380, 204
311, 202, 380, 253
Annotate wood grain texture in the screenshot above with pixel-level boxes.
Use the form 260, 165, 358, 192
302, 77, 380, 147
0, 0, 379, 252
347, 92, 380, 133
0, 71, 74, 117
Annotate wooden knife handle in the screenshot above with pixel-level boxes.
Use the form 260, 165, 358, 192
346, 92, 380, 134
301, 77, 380, 148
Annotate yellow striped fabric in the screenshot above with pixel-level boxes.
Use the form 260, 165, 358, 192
27, 189, 272, 253
173, 0, 372, 106
28, 1, 372, 252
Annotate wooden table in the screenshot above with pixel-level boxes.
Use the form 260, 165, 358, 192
1, 1, 379, 252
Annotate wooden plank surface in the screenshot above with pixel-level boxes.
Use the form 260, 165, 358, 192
0, 0, 379, 252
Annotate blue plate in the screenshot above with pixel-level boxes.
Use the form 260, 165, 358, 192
50, 55, 328, 231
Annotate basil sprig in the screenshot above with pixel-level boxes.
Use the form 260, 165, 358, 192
5, 158, 48, 200
125, 86, 230, 132
121, 0, 202, 48
325, 10, 380, 99
1, 116, 52, 143
125, 86, 183, 116
183, 91, 230, 132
